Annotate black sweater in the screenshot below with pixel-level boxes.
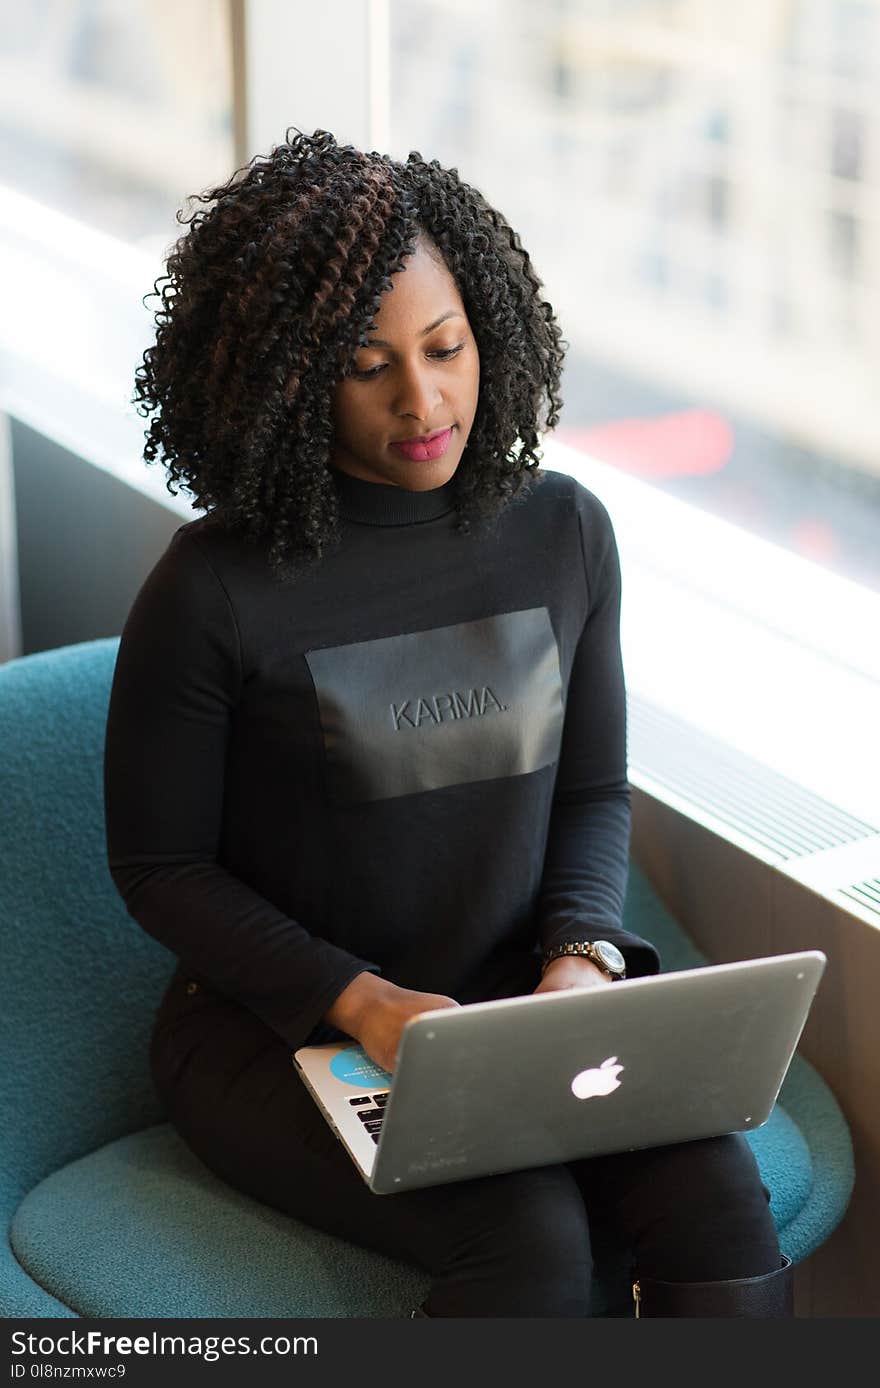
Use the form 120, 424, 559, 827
103, 464, 660, 1051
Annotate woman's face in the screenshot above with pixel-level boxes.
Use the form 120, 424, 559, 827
329, 236, 480, 490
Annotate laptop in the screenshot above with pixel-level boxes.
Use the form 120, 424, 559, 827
292, 949, 825, 1195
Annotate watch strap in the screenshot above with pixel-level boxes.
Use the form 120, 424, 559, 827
541, 940, 626, 979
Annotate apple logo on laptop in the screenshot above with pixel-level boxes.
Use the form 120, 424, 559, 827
571, 1056, 624, 1099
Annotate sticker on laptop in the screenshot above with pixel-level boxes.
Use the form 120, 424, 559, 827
330, 1045, 392, 1089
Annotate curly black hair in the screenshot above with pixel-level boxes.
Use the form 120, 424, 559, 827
133, 127, 567, 582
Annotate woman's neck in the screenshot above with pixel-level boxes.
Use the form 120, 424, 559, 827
328, 464, 459, 526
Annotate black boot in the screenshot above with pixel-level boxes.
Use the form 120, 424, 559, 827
632, 1254, 793, 1318
410, 1305, 431, 1318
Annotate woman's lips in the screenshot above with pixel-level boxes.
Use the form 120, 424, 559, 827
389, 427, 453, 462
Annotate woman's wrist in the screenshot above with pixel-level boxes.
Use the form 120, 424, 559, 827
540, 955, 613, 987
324, 970, 397, 1038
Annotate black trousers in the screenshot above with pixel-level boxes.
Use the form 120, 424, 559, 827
150, 967, 781, 1318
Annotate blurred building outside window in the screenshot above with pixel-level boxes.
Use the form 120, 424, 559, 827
388, 0, 880, 598
0, 0, 234, 256
0, 0, 234, 513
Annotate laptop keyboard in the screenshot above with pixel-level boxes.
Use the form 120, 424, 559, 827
349, 1091, 388, 1143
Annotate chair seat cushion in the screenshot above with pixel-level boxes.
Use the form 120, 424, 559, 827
11, 1104, 814, 1319
11, 1126, 429, 1319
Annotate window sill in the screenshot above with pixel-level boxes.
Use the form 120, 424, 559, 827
544, 438, 880, 831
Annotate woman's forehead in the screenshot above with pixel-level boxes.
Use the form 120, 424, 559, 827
371, 242, 464, 329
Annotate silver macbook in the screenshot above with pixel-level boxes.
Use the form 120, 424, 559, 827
292, 950, 825, 1195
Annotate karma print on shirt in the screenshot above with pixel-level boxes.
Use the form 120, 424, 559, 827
305, 607, 564, 804
390, 683, 507, 731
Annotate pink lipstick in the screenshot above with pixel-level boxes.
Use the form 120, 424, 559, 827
390, 427, 453, 462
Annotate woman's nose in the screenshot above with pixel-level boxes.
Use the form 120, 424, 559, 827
392, 363, 441, 421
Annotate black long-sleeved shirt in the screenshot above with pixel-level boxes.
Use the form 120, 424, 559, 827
103, 464, 660, 1051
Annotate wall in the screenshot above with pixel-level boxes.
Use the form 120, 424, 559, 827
10, 417, 181, 656
632, 787, 878, 1318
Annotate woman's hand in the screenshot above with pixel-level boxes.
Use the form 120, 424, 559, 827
358, 985, 461, 1074
533, 955, 616, 996
324, 972, 461, 1074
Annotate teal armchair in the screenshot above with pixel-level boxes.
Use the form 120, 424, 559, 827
0, 639, 854, 1317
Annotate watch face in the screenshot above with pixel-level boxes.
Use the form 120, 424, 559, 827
594, 940, 626, 974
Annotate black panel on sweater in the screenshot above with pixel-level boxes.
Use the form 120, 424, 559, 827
305, 607, 564, 804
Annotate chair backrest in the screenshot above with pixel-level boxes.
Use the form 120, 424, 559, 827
0, 638, 170, 1208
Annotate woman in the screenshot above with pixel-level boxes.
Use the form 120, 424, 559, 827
104, 127, 791, 1318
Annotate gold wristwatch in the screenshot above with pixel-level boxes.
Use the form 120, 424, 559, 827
541, 939, 627, 981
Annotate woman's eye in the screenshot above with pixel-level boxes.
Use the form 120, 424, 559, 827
352, 343, 465, 380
